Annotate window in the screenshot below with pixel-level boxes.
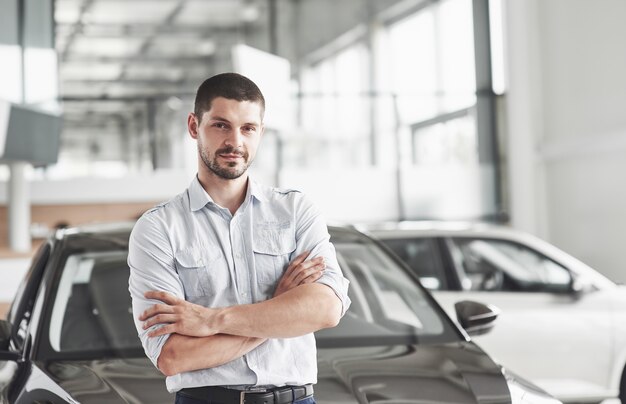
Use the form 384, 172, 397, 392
449, 238, 572, 293
297, 43, 370, 168
381, 238, 446, 290
316, 234, 460, 346
49, 250, 140, 353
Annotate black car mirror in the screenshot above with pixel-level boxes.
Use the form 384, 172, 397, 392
454, 300, 500, 337
0, 319, 19, 361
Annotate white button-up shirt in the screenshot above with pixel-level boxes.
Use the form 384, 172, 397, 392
128, 176, 351, 393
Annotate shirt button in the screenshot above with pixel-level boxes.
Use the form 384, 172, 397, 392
241, 292, 248, 297
236, 253, 243, 259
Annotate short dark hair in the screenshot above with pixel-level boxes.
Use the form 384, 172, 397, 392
194, 72, 265, 122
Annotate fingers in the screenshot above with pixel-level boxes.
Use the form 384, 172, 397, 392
292, 262, 325, 285
144, 290, 181, 305
285, 256, 324, 281
142, 313, 177, 330
284, 250, 310, 277
148, 324, 176, 338
300, 270, 324, 284
139, 303, 176, 321
288, 257, 324, 282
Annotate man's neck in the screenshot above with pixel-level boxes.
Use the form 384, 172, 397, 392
198, 171, 249, 215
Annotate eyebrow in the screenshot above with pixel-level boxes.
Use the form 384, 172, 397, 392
209, 116, 231, 123
209, 116, 260, 127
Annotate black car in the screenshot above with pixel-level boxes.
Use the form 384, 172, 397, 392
0, 223, 557, 403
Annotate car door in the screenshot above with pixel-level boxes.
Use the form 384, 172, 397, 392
431, 236, 614, 402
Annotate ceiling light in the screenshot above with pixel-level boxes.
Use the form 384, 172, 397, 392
166, 96, 183, 111
241, 5, 259, 22
197, 41, 216, 56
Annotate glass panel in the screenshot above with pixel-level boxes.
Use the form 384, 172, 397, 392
297, 43, 370, 168
380, 238, 446, 290
450, 238, 572, 292
327, 237, 449, 341
387, 0, 476, 124
0, 44, 22, 103
24, 47, 58, 107
439, 0, 476, 111
48, 235, 459, 354
412, 114, 477, 165
49, 251, 140, 353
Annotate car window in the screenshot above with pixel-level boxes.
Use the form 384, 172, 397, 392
449, 237, 572, 292
9, 242, 51, 350
379, 238, 446, 290
316, 233, 459, 347
44, 232, 459, 357
49, 250, 140, 353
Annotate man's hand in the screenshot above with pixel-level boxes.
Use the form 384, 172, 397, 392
274, 251, 325, 297
140, 291, 222, 338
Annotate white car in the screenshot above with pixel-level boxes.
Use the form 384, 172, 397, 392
364, 221, 626, 404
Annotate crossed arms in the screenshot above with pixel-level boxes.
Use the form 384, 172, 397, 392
140, 254, 341, 376
128, 197, 349, 377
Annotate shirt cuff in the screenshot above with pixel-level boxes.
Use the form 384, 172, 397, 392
316, 275, 351, 317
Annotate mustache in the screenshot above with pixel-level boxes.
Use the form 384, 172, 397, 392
216, 146, 246, 157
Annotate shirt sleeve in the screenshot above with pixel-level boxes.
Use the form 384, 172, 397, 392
293, 194, 351, 317
128, 211, 184, 369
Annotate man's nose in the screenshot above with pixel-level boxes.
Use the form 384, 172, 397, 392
224, 128, 244, 148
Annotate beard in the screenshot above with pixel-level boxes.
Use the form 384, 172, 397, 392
199, 143, 252, 180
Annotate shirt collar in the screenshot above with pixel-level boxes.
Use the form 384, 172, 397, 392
188, 175, 267, 212
248, 178, 268, 203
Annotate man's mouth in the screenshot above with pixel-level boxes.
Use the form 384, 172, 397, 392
219, 153, 243, 160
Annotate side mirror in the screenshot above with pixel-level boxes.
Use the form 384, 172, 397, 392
571, 275, 594, 296
419, 277, 441, 290
0, 319, 20, 361
455, 300, 500, 337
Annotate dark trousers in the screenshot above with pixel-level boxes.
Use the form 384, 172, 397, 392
175, 393, 316, 404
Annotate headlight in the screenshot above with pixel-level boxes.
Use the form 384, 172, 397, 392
502, 368, 563, 404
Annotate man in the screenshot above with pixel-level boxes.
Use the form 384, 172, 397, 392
128, 72, 351, 404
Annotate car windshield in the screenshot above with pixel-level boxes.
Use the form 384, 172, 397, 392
47, 230, 459, 357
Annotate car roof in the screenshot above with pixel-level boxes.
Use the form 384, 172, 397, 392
360, 220, 617, 289
54, 221, 366, 244
358, 220, 522, 238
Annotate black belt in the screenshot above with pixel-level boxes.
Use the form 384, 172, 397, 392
179, 384, 314, 404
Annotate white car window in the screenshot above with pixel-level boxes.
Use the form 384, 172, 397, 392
450, 238, 571, 292
379, 238, 447, 290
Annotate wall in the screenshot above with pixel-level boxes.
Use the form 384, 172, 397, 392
506, 0, 626, 282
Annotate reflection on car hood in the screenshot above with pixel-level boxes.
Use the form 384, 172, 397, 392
316, 341, 510, 404
44, 357, 173, 403
45, 341, 510, 404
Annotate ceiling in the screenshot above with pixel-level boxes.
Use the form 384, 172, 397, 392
55, 0, 270, 132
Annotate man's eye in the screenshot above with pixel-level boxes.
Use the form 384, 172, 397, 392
214, 123, 228, 129
243, 126, 256, 133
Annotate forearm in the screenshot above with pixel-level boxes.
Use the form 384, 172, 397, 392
216, 283, 342, 339
157, 333, 266, 376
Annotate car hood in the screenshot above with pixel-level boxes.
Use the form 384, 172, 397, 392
43, 341, 510, 404
43, 357, 173, 403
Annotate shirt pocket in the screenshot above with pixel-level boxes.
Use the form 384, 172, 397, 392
174, 246, 223, 298
253, 222, 296, 285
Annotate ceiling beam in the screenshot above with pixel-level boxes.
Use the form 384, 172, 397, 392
55, 22, 255, 37
60, 0, 96, 62
61, 92, 196, 102
117, 0, 190, 81
62, 54, 214, 63
62, 78, 190, 85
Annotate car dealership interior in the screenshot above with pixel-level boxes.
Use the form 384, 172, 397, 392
1, 0, 626, 403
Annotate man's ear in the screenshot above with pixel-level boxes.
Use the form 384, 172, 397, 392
259, 124, 265, 138
187, 113, 199, 139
